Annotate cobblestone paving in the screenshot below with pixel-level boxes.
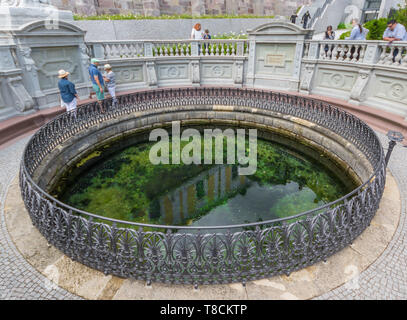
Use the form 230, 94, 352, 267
316, 132, 407, 300
0, 132, 405, 300
0, 137, 80, 300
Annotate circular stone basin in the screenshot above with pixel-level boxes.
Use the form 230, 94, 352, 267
53, 127, 357, 228
21, 87, 385, 285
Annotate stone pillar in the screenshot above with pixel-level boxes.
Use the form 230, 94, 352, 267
146, 61, 157, 86
143, 0, 160, 17
349, 69, 371, 104
191, 0, 205, 16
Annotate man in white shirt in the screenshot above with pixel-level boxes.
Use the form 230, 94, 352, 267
383, 20, 407, 62
383, 20, 407, 42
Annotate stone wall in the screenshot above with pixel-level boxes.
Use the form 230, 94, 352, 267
50, 0, 305, 16
74, 18, 273, 41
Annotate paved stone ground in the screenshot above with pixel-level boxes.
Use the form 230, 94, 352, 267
0, 131, 405, 300
315, 132, 407, 300
0, 137, 80, 300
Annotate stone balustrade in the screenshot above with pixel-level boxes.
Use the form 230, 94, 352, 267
86, 39, 249, 60
1, 19, 407, 127
302, 40, 407, 120
305, 40, 407, 67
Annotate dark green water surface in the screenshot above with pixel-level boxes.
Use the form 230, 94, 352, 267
55, 134, 357, 227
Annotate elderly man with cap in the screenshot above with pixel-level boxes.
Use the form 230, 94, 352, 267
88, 58, 105, 111
58, 69, 79, 113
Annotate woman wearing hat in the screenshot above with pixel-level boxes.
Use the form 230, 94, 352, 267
58, 69, 79, 113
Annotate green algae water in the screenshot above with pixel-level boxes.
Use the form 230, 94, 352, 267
55, 134, 356, 227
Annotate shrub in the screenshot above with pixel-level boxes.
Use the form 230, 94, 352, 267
337, 22, 346, 29
393, 0, 407, 26
339, 31, 351, 40
364, 18, 389, 40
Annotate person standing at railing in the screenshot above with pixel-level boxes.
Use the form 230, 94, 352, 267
344, 19, 368, 61
103, 64, 117, 107
290, 13, 298, 24
191, 23, 204, 55
88, 58, 105, 112
324, 26, 335, 56
346, 19, 368, 40
58, 69, 79, 115
301, 11, 311, 29
383, 20, 407, 63
203, 29, 211, 55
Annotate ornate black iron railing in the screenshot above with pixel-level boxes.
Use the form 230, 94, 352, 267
20, 87, 386, 285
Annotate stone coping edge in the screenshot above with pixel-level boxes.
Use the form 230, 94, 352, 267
1, 86, 406, 149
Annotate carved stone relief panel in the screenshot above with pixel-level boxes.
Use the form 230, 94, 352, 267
30, 46, 84, 91
350, 69, 371, 102
234, 61, 244, 84
316, 69, 358, 92
300, 63, 316, 92
201, 63, 233, 79
158, 64, 188, 80
0, 47, 16, 70
255, 43, 296, 77
373, 75, 407, 104
115, 66, 144, 84
6, 75, 34, 112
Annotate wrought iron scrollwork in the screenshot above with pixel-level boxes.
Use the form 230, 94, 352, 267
20, 87, 386, 285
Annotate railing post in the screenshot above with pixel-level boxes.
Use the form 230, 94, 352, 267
236, 41, 244, 56
191, 41, 199, 57
144, 42, 153, 57
363, 42, 380, 64
385, 131, 404, 166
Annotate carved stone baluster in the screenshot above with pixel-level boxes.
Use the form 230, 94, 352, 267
127, 44, 133, 58
358, 45, 366, 63
338, 45, 345, 61
345, 45, 352, 61
331, 44, 338, 61
319, 43, 325, 59
326, 45, 333, 60
394, 46, 402, 65
385, 47, 395, 65
377, 45, 387, 64
179, 43, 183, 57
105, 44, 112, 59
123, 44, 130, 58
401, 46, 407, 67
351, 45, 359, 63
211, 42, 216, 56
183, 43, 187, 56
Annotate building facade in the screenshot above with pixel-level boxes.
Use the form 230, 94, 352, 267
48, 0, 313, 17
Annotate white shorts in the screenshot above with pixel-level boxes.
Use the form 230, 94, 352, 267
61, 98, 77, 112
107, 86, 116, 98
